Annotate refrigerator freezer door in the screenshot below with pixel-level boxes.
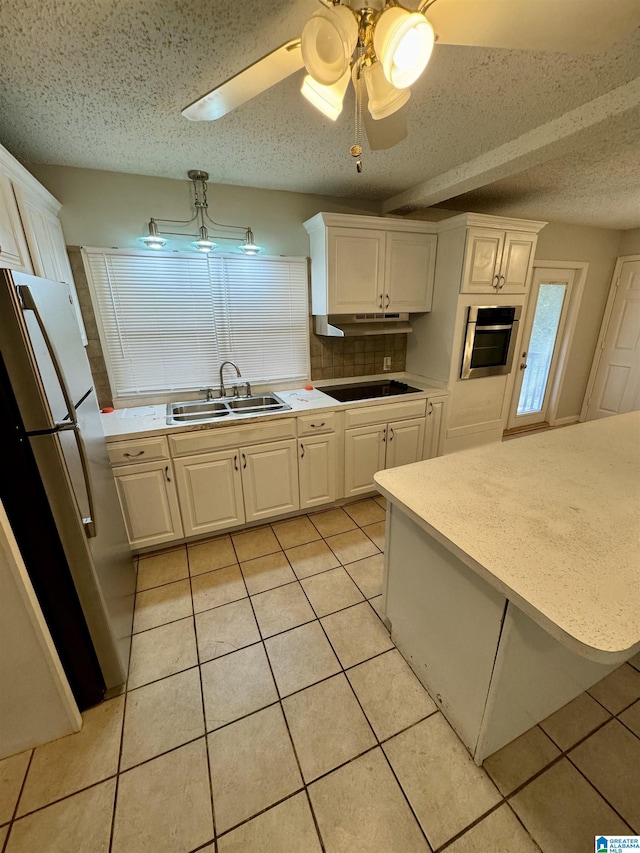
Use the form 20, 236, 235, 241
10, 272, 92, 429
30, 392, 135, 689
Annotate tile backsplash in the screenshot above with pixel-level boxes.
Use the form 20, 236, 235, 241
309, 325, 407, 381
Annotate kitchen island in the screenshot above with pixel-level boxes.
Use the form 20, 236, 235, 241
374, 412, 640, 763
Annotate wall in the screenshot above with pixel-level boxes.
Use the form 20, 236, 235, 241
30, 165, 381, 257
534, 222, 622, 420
33, 166, 408, 399
0, 501, 80, 758
618, 228, 640, 255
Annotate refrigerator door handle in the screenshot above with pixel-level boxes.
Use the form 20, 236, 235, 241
19, 285, 97, 538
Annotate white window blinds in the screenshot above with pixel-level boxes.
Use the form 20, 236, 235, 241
83, 248, 309, 398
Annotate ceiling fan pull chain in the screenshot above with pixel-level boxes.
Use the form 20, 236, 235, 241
350, 55, 364, 173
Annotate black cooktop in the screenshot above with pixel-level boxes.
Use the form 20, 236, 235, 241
321, 380, 422, 403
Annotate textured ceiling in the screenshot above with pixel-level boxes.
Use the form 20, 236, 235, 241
0, 1, 638, 226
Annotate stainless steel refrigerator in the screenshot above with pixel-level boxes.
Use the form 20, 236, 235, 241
0, 269, 135, 708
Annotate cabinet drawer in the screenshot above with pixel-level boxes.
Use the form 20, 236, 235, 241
107, 436, 169, 466
344, 399, 426, 429
169, 417, 296, 457
297, 412, 336, 436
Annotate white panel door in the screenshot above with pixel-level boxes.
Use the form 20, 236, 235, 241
461, 228, 503, 293
385, 231, 436, 312
173, 449, 245, 536
344, 424, 387, 497
113, 460, 183, 548
499, 232, 537, 293
241, 439, 299, 521
0, 175, 32, 273
327, 227, 385, 313
423, 397, 447, 460
299, 433, 337, 509
385, 417, 425, 469
586, 257, 640, 420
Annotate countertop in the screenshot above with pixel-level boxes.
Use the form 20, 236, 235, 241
374, 412, 640, 663
101, 377, 446, 442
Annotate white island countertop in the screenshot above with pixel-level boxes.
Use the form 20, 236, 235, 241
375, 412, 640, 664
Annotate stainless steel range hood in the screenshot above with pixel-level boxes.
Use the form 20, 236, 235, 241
314, 313, 413, 337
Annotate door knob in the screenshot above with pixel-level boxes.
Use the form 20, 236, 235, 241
520, 363, 527, 370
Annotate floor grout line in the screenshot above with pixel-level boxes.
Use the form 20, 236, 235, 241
14, 509, 639, 852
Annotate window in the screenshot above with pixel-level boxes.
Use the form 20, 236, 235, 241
82, 248, 309, 400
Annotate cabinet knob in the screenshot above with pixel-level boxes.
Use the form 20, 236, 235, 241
493, 275, 500, 289
498, 274, 506, 289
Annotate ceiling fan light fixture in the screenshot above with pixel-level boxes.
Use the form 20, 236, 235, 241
301, 6, 358, 86
363, 61, 411, 120
301, 68, 350, 121
373, 8, 435, 90
238, 229, 262, 255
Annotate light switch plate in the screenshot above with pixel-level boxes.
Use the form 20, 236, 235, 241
383, 356, 392, 371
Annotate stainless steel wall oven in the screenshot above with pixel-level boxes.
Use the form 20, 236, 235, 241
461, 305, 522, 379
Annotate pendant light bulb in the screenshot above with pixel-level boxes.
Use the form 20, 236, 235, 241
239, 229, 262, 255
141, 219, 167, 250
192, 225, 217, 253
301, 68, 350, 121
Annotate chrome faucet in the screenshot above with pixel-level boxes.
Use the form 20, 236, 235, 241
219, 360, 241, 398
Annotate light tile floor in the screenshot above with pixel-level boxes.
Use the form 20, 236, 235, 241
1, 495, 639, 852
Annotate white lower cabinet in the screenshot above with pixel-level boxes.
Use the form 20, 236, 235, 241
113, 459, 183, 549
173, 438, 299, 536
344, 417, 425, 497
299, 433, 337, 509
423, 396, 448, 460
242, 439, 299, 521
173, 449, 245, 537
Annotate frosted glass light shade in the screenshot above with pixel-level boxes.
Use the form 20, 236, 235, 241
373, 8, 435, 89
301, 68, 350, 121
363, 61, 411, 120
301, 6, 358, 86
238, 229, 262, 255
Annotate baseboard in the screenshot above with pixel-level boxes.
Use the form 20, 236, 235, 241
552, 415, 581, 426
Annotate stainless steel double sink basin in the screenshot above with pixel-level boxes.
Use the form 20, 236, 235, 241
166, 393, 291, 425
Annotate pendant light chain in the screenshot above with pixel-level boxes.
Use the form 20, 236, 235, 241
350, 51, 364, 173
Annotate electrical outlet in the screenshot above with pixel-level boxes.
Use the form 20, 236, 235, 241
383, 356, 392, 371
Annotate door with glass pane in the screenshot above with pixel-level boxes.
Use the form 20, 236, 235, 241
508, 268, 575, 429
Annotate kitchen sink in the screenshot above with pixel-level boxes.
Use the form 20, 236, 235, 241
166, 393, 290, 425
226, 395, 287, 412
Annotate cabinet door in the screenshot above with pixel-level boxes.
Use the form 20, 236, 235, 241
385, 417, 425, 469
113, 460, 183, 549
173, 449, 244, 537
385, 231, 436, 312
327, 227, 386, 313
344, 424, 387, 497
241, 439, 299, 522
498, 232, 537, 293
13, 186, 88, 343
461, 228, 504, 293
423, 397, 447, 460
299, 433, 337, 509
0, 175, 32, 273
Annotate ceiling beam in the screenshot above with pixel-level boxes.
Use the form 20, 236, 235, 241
382, 78, 640, 214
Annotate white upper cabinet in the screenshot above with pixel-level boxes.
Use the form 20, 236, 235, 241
0, 143, 87, 343
460, 217, 545, 295
0, 174, 33, 273
305, 212, 437, 315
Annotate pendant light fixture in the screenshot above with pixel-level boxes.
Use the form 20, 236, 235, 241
140, 171, 262, 255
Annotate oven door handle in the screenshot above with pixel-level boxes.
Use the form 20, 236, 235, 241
474, 324, 515, 332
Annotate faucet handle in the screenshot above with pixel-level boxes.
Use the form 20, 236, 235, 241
244, 382, 252, 397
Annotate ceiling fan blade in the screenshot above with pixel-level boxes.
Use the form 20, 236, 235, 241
426, 0, 640, 53
364, 108, 408, 151
182, 39, 303, 121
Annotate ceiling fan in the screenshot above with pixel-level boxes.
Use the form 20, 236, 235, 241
181, 0, 640, 169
